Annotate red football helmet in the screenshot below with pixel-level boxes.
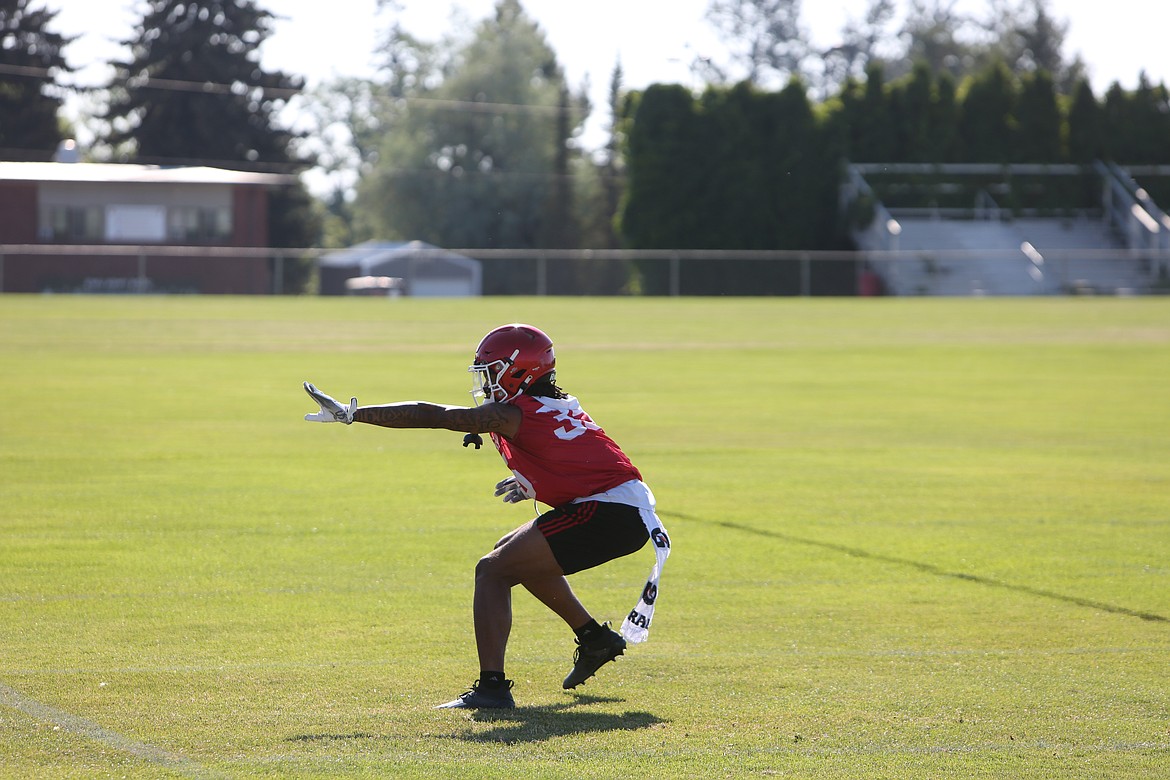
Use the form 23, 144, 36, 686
469, 323, 556, 404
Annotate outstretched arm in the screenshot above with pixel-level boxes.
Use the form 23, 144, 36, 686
354, 401, 521, 438
304, 382, 520, 438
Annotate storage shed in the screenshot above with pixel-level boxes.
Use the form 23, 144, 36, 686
318, 240, 481, 297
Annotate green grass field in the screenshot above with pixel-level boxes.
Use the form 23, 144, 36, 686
1, 295, 1167, 779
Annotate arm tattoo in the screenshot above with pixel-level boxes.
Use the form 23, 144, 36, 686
458, 403, 514, 434
353, 403, 441, 428
353, 401, 514, 434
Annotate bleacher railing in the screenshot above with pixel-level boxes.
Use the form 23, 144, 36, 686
844, 161, 1169, 294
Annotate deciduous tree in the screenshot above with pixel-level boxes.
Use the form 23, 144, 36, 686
356, 0, 586, 255
703, 0, 809, 88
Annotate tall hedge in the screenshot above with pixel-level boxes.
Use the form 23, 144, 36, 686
621, 81, 840, 294
618, 64, 1170, 294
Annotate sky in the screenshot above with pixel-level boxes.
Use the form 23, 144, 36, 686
41, 0, 1170, 183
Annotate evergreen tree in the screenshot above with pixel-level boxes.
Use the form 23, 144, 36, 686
930, 71, 960, 161
619, 84, 706, 254
1123, 75, 1170, 164
1101, 82, 1128, 162
823, 75, 874, 164
853, 62, 895, 161
702, 82, 775, 248
1063, 78, 1104, 208
890, 62, 935, 162
267, 183, 320, 291
621, 79, 837, 293
101, 0, 319, 285
0, 0, 72, 160
956, 62, 1017, 162
103, 0, 303, 169
1014, 70, 1060, 162
769, 79, 834, 251
1065, 79, 1102, 163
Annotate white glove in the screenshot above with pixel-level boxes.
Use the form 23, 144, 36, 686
494, 477, 529, 504
303, 382, 356, 424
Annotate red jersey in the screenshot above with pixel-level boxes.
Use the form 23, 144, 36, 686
489, 394, 642, 508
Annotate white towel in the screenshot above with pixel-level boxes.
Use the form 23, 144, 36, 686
574, 480, 671, 644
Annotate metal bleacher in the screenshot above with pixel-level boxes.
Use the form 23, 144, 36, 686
844, 163, 1169, 296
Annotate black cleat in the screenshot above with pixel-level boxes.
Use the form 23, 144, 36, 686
435, 679, 515, 709
563, 624, 627, 689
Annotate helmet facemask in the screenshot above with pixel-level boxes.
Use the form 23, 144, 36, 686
469, 349, 520, 405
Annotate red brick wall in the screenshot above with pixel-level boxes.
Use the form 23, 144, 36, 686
1, 252, 272, 294
0, 182, 39, 242
232, 186, 269, 247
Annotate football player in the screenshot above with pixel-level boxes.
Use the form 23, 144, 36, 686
304, 323, 669, 709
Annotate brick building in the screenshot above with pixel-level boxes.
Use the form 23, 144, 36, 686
0, 161, 294, 294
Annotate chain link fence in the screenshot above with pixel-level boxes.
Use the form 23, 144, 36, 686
2, 243, 1167, 296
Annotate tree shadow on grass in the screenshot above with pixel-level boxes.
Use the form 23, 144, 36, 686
447, 693, 668, 744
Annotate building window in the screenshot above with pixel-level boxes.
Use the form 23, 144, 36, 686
106, 204, 167, 242
45, 206, 104, 242
168, 206, 232, 242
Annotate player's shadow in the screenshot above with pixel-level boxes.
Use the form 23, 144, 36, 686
451, 693, 667, 744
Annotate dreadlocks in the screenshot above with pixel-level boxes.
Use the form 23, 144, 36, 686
526, 372, 568, 399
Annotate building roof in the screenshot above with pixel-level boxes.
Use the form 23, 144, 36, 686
320, 240, 482, 296
0, 161, 294, 186
320, 240, 479, 276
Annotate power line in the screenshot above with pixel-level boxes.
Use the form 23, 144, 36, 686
1, 64, 606, 176
402, 96, 567, 117
1, 62, 579, 117
117, 74, 302, 100
0, 62, 301, 99
0, 63, 70, 79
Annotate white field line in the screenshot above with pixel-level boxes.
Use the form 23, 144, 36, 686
0, 681, 223, 780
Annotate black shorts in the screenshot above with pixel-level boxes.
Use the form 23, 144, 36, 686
536, 501, 650, 575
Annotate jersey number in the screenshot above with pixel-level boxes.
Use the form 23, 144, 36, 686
552, 408, 601, 440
